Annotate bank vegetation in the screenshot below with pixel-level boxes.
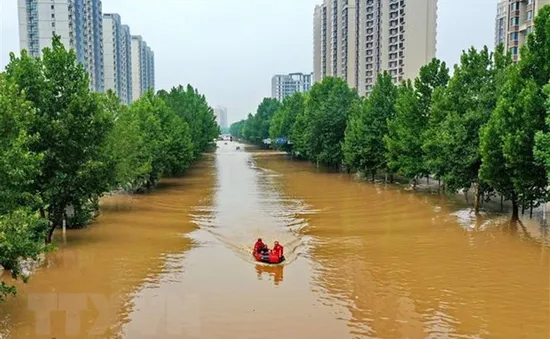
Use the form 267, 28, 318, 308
231, 7, 550, 226
0, 36, 219, 301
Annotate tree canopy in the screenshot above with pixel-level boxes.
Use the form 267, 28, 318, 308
0, 35, 219, 300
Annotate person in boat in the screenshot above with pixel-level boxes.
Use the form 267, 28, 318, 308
271, 241, 284, 259
254, 238, 268, 254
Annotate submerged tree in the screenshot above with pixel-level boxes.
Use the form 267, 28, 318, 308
482, 8, 550, 222
0, 73, 49, 301
422, 46, 511, 214
5, 36, 116, 242
384, 80, 425, 187
343, 72, 396, 179
158, 85, 219, 158
305, 77, 357, 167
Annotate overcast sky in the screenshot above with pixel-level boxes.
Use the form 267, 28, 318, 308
0, 0, 496, 124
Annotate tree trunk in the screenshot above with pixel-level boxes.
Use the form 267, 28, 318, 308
412, 177, 417, 190
438, 179, 441, 194
426, 174, 430, 184
46, 205, 64, 244
511, 197, 519, 223
521, 204, 525, 216
530, 203, 533, 219
371, 170, 375, 182
500, 195, 504, 212
389, 174, 394, 183
464, 190, 469, 203
46, 224, 56, 244
384, 172, 388, 183
473, 182, 481, 215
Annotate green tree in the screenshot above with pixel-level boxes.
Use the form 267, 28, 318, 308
482, 7, 550, 222
289, 95, 312, 159
415, 58, 450, 109
384, 59, 449, 187
158, 85, 219, 158
480, 70, 546, 222
127, 90, 166, 188
302, 77, 357, 167
5, 36, 116, 242
0, 73, 49, 301
102, 92, 151, 190
534, 83, 550, 184
343, 72, 396, 179
422, 46, 510, 213
230, 119, 246, 139
384, 80, 425, 186
256, 98, 281, 142
270, 93, 305, 152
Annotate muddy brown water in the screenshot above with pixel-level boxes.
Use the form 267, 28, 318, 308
0, 141, 548, 339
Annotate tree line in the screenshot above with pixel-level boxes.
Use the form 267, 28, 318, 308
232, 7, 550, 224
0, 35, 219, 301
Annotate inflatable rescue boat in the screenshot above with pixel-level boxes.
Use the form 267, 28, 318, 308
252, 250, 285, 264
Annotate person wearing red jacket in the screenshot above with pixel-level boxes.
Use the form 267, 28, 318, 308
271, 241, 283, 258
254, 238, 268, 254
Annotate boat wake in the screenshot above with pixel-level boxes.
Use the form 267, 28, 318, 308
189, 142, 314, 266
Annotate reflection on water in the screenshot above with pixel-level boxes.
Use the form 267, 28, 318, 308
255, 263, 284, 286
0, 162, 215, 338
0, 142, 548, 339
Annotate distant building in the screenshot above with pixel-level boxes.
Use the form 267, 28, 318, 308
495, 0, 550, 62
214, 106, 228, 129
495, 0, 508, 49
131, 35, 155, 101
271, 72, 313, 102
313, 0, 437, 96
103, 13, 132, 104
18, 0, 104, 92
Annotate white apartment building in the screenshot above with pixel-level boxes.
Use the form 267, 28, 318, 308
103, 13, 132, 104
495, 0, 550, 62
18, 0, 104, 92
271, 72, 313, 102
496, 0, 508, 48
131, 35, 155, 101
313, 0, 437, 96
120, 25, 133, 104
214, 106, 228, 129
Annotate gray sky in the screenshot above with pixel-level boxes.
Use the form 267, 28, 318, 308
1, 0, 496, 124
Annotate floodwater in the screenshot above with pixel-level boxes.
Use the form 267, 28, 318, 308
0, 141, 548, 339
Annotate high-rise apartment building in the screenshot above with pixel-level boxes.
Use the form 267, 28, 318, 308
18, 0, 104, 92
495, 0, 549, 62
271, 72, 313, 102
214, 106, 228, 129
313, 0, 437, 96
131, 35, 155, 101
103, 13, 132, 104
120, 25, 133, 104
496, 0, 508, 48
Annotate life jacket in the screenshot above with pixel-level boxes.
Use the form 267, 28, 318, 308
254, 241, 265, 252
273, 244, 283, 257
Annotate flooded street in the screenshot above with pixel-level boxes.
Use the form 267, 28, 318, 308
0, 141, 548, 338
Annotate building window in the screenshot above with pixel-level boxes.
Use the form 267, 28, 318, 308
510, 17, 519, 26
510, 47, 518, 55
527, 11, 532, 20
511, 32, 519, 40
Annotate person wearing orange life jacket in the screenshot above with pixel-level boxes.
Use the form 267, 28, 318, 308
271, 241, 283, 259
254, 238, 268, 254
